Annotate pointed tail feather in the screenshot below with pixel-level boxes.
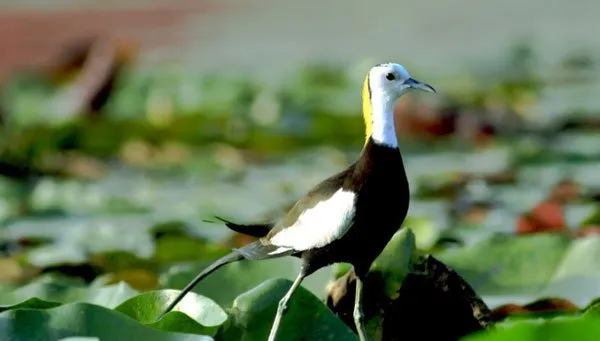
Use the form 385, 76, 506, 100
209, 215, 273, 238
158, 251, 243, 320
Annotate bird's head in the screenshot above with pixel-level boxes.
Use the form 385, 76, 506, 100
361, 63, 436, 146
366, 63, 436, 99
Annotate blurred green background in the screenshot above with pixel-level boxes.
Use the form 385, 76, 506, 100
1, 1, 600, 340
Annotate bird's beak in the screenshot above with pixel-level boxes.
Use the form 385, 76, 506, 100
404, 78, 436, 93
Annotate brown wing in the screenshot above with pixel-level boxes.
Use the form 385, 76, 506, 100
263, 165, 355, 243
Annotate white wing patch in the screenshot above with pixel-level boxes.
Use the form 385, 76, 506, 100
268, 189, 356, 253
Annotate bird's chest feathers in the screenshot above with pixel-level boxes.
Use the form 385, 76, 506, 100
355, 175, 407, 221
352, 150, 409, 226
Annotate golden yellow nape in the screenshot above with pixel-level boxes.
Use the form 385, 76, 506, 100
361, 74, 373, 145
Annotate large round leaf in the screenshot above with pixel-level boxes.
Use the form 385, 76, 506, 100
462, 314, 600, 341
0, 276, 139, 311
216, 278, 358, 341
0, 302, 212, 341
437, 233, 600, 308
115, 289, 228, 336
0, 297, 61, 313
0, 275, 88, 307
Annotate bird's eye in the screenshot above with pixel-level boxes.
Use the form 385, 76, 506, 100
385, 73, 395, 81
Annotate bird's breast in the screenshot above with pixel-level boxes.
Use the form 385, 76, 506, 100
353, 174, 409, 226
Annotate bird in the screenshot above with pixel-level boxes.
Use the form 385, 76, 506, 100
158, 62, 436, 341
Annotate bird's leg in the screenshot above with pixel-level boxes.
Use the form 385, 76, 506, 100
353, 276, 369, 341
267, 271, 306, 341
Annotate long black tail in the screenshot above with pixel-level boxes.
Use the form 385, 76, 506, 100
209, 215, 273, 238
158, 251, 244, 320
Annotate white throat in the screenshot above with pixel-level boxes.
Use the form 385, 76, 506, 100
370, 92, 398, 148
